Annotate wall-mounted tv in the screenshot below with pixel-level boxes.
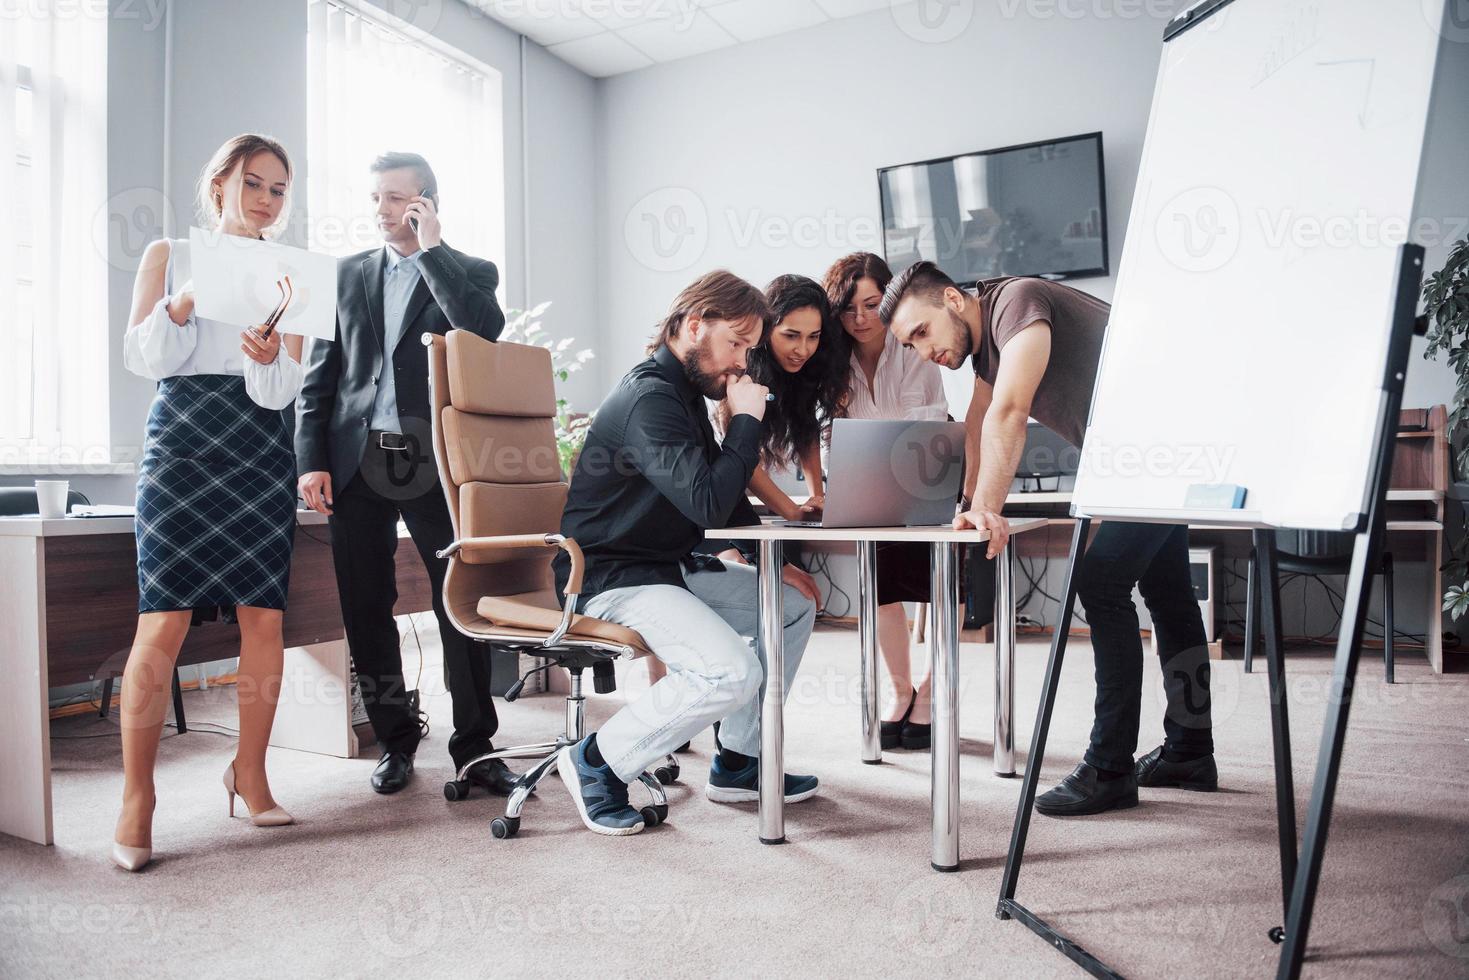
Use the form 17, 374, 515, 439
877, 132, 1109, 284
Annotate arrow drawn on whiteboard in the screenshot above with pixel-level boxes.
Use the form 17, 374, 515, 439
1316, 57, 1376, 129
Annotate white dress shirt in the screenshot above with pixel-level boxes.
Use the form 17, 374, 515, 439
122, 238, 303, 410
843, 327, 949, 422
369, 244, 424, 430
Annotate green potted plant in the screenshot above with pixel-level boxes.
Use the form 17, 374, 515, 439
499, 301, 596, 478
1419, 236, 1469, 618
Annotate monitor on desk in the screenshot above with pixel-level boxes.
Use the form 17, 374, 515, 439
1017, 422, 1079, 492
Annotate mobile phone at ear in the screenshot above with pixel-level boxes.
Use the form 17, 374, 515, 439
408, 188, 431, 234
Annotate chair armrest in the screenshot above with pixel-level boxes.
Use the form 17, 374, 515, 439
436, 533, 586, 594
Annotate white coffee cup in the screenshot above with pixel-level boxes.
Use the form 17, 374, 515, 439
35, 480, 69, 519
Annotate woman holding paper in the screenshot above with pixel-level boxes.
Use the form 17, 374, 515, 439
112, 134, 302, 873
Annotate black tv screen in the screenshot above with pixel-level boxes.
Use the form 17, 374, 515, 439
877, 132, 1108, 284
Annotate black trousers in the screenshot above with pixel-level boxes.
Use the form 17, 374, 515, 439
1075, 522, 1212, 772
327, 444, 498, 768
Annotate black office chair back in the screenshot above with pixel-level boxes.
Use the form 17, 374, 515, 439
0, 486, 92, 516
1275, 528, 1354, 561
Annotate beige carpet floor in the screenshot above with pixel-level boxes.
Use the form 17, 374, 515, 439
2, 621, 1467, 979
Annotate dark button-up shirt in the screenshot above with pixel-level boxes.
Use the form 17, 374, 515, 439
553, 345, 763, 611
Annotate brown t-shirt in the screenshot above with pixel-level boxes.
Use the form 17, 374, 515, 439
970, 277, 1110, 448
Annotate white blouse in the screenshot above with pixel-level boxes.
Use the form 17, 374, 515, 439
843, 328, 948, 422
123, 238, 303, 411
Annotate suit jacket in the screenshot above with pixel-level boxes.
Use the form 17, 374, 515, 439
295, 242, 505, 489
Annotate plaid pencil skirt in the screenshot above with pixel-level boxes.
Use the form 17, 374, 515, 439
135, 374, 296, 613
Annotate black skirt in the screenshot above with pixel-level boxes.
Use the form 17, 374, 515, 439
135, 374, 295, 613
876, 541, 932, 605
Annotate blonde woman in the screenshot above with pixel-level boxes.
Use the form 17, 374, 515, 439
112, 134, 303, 872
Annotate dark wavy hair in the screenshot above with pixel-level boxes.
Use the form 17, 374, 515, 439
731, 274, 850, 467
822, 251, 894, 322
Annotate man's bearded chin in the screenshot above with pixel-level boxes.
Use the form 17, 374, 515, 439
948, 307, 974, 362
682, 340, 734, 399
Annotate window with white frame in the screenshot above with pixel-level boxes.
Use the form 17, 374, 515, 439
306, 0, 506, 272
1, 11, 109, 464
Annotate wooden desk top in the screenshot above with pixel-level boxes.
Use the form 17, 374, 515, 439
706, 517, 1049, 545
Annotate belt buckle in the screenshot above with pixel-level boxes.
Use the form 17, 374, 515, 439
377, 431, 408, 452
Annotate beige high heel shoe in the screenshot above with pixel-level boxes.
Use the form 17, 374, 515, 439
111, 841, 152, 872
223, 761, 294, 827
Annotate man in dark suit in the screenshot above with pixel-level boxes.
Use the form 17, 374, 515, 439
297, 152, 517, 796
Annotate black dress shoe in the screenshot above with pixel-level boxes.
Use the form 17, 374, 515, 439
1135, 745, 1218, 791
371, 751, 415, 795
880, 694, 914, 750
465, 758, 525, 798
1035, 762, 1138, 817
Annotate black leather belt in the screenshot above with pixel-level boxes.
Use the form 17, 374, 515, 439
371, 430, 410, 452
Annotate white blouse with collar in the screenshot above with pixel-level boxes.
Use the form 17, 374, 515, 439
123, 237, 303, 410
843, 327, 948, 422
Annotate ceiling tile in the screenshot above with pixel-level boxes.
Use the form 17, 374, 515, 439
617, 9, 738, 63
471, 0, 606, 46
705, 0, 829, 42
547, 31, 655, 76
812, 0, 893, 18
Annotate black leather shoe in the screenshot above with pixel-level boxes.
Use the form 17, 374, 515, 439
1135, 745, 1218, 791
465, 758, 524, 798
1035, 762, 1138, 817
371, 751, 415, 794
901, 717, 931, 751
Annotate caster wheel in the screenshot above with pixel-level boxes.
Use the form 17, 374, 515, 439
655, 765, 680, 785
443, 780, 470, 802
491, 816, 520, 839
653, 804, 669, 824
1268, 926, 1285, 945
639, 805, 662, 828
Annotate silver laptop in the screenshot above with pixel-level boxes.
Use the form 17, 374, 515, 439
781, 418, 966, 528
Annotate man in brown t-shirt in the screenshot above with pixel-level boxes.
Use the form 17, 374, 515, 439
881, 261, 1215, 818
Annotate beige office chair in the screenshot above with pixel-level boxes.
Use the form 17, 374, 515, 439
424, 328, 676, 838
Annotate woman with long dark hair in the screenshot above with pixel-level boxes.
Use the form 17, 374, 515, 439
718, 274, 850, 520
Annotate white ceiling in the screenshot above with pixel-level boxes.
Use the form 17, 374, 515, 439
470, 0, 900, 77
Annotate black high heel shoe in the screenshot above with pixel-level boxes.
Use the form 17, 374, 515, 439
879, 692, 915, 750
901, 704, 931, 751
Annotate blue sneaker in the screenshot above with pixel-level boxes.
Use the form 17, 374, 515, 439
556, 737, 645, 836
706, 755, 819, 804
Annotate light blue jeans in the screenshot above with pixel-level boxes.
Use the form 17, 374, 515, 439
583, 559, 817, 784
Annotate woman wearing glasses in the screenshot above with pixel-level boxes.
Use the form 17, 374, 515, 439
822, 252, 949, 751
112, 134, 303, 872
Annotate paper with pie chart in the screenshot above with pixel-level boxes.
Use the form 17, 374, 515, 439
190, 226, 338, 341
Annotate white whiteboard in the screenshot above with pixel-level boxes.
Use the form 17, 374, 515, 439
1072, 0, 1444, 530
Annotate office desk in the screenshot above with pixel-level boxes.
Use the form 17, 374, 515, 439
1003, 489, 1448, 671
706, 518, 1048, 872
0, 512, 431, 846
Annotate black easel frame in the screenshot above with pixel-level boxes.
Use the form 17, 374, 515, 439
993, 244, 1425, 979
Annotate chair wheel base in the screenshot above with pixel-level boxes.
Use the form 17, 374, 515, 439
443, 780, 471, 802
639, 804, 669, 827
654, 765, 680, 785
491, 816, 520, 839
